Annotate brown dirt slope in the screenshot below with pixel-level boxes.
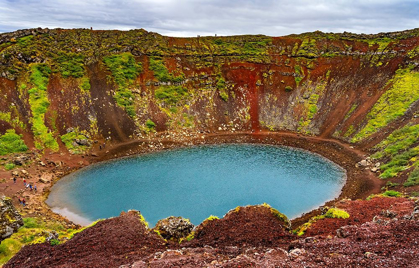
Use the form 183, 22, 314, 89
6, 197, 419, 267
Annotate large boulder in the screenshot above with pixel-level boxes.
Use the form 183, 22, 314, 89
153, 216, 194, 241
0, 197, 23, 241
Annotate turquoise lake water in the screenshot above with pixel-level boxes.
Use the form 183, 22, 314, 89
46, 144, 346, 226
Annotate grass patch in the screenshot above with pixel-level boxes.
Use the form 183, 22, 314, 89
379, 147, 418, 179
155, 85, 188, 106
352, 67, 419, 142
404, 167, 419, 187
0, 129, 28, 155
149, 56, 184, 83
28, 64, 59, 151
382, 190, 402, 197
56, 52, 85, 78
0, 217, 83, 265
4, 163, 16, 170
79, 77, 91, 91
324, 208, 350, 219
371, 124, 419, 179
103, 53, 142, 117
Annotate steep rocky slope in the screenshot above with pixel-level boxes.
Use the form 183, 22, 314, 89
1, 28, 419, 266
1, 28, 418, 188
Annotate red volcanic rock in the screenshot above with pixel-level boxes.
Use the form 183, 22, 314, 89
6, 198, 419, 267
187, 205, 294, 248
5, 211, 168, 268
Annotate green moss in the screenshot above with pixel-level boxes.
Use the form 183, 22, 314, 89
205, 215, 219, 221
379, 147, 418, 179
294, 207, 349, 236
103, 53, 142, 117
0, 217, 82, 265
352, 68, 419, 142
295, 38, 319, 58
262, 203, 290, 229
56, 52, 85, 78
344, 104, 358, 120
155, 85, 188, 106
60, 129, 91, 154
4, 163, 16, 170
28, 64, 59, 151
324, 208, 350, 219
145, 119, 156, 130
294, 65, 304, 86
79, 77, 91, 91
139, 213, 149, 228
104, 53, 142, 86
0, 129, 28, 155
382, 190, 403, 197
404, 167, 419, 187
17, 35, 34, 48
371, 124, 419, 179
149, 56, 184, 82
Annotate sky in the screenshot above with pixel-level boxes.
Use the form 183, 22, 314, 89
0, 0, 418, 36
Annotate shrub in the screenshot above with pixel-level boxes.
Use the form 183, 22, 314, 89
324, 208, 350, 219
0, 129, 28, 155
145, 119, 156, 130
285, 86, 293, 92
4, 163, 15, 170
50, 239, 60, 246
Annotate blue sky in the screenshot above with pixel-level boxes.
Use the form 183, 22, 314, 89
1, 0, 418, 36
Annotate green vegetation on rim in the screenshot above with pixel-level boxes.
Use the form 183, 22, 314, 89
55, 52, 85, 78
0, 129, 28, 155
103, 52, 142, 117
372, 124, 419, 181
405, 167, 419, 187
0, 217, 84, 265
294, 207, 349, 236
352, 67, 419, 142
28, 64, 59, 151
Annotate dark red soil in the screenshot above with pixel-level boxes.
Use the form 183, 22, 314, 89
186, 205, 294, 249
6, 197, 419, 267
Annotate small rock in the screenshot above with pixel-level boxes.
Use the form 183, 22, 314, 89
359, 160, 368, 167
39, 178, 49, 184
289, 248, 306, 259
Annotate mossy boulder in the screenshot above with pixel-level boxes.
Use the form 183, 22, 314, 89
0, 197, 23, 241
153, 216, 194, 241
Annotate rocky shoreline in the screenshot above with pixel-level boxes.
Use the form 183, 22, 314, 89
1, 131, 383, 231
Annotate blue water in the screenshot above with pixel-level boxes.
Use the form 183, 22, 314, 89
46, 144, 346, 226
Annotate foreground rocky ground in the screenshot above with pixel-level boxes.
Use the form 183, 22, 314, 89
5, 196, 418, 267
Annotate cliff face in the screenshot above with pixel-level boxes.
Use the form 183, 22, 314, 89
0, 28, 418, 186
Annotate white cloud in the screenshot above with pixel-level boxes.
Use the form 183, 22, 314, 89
0, 0, 418, 36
